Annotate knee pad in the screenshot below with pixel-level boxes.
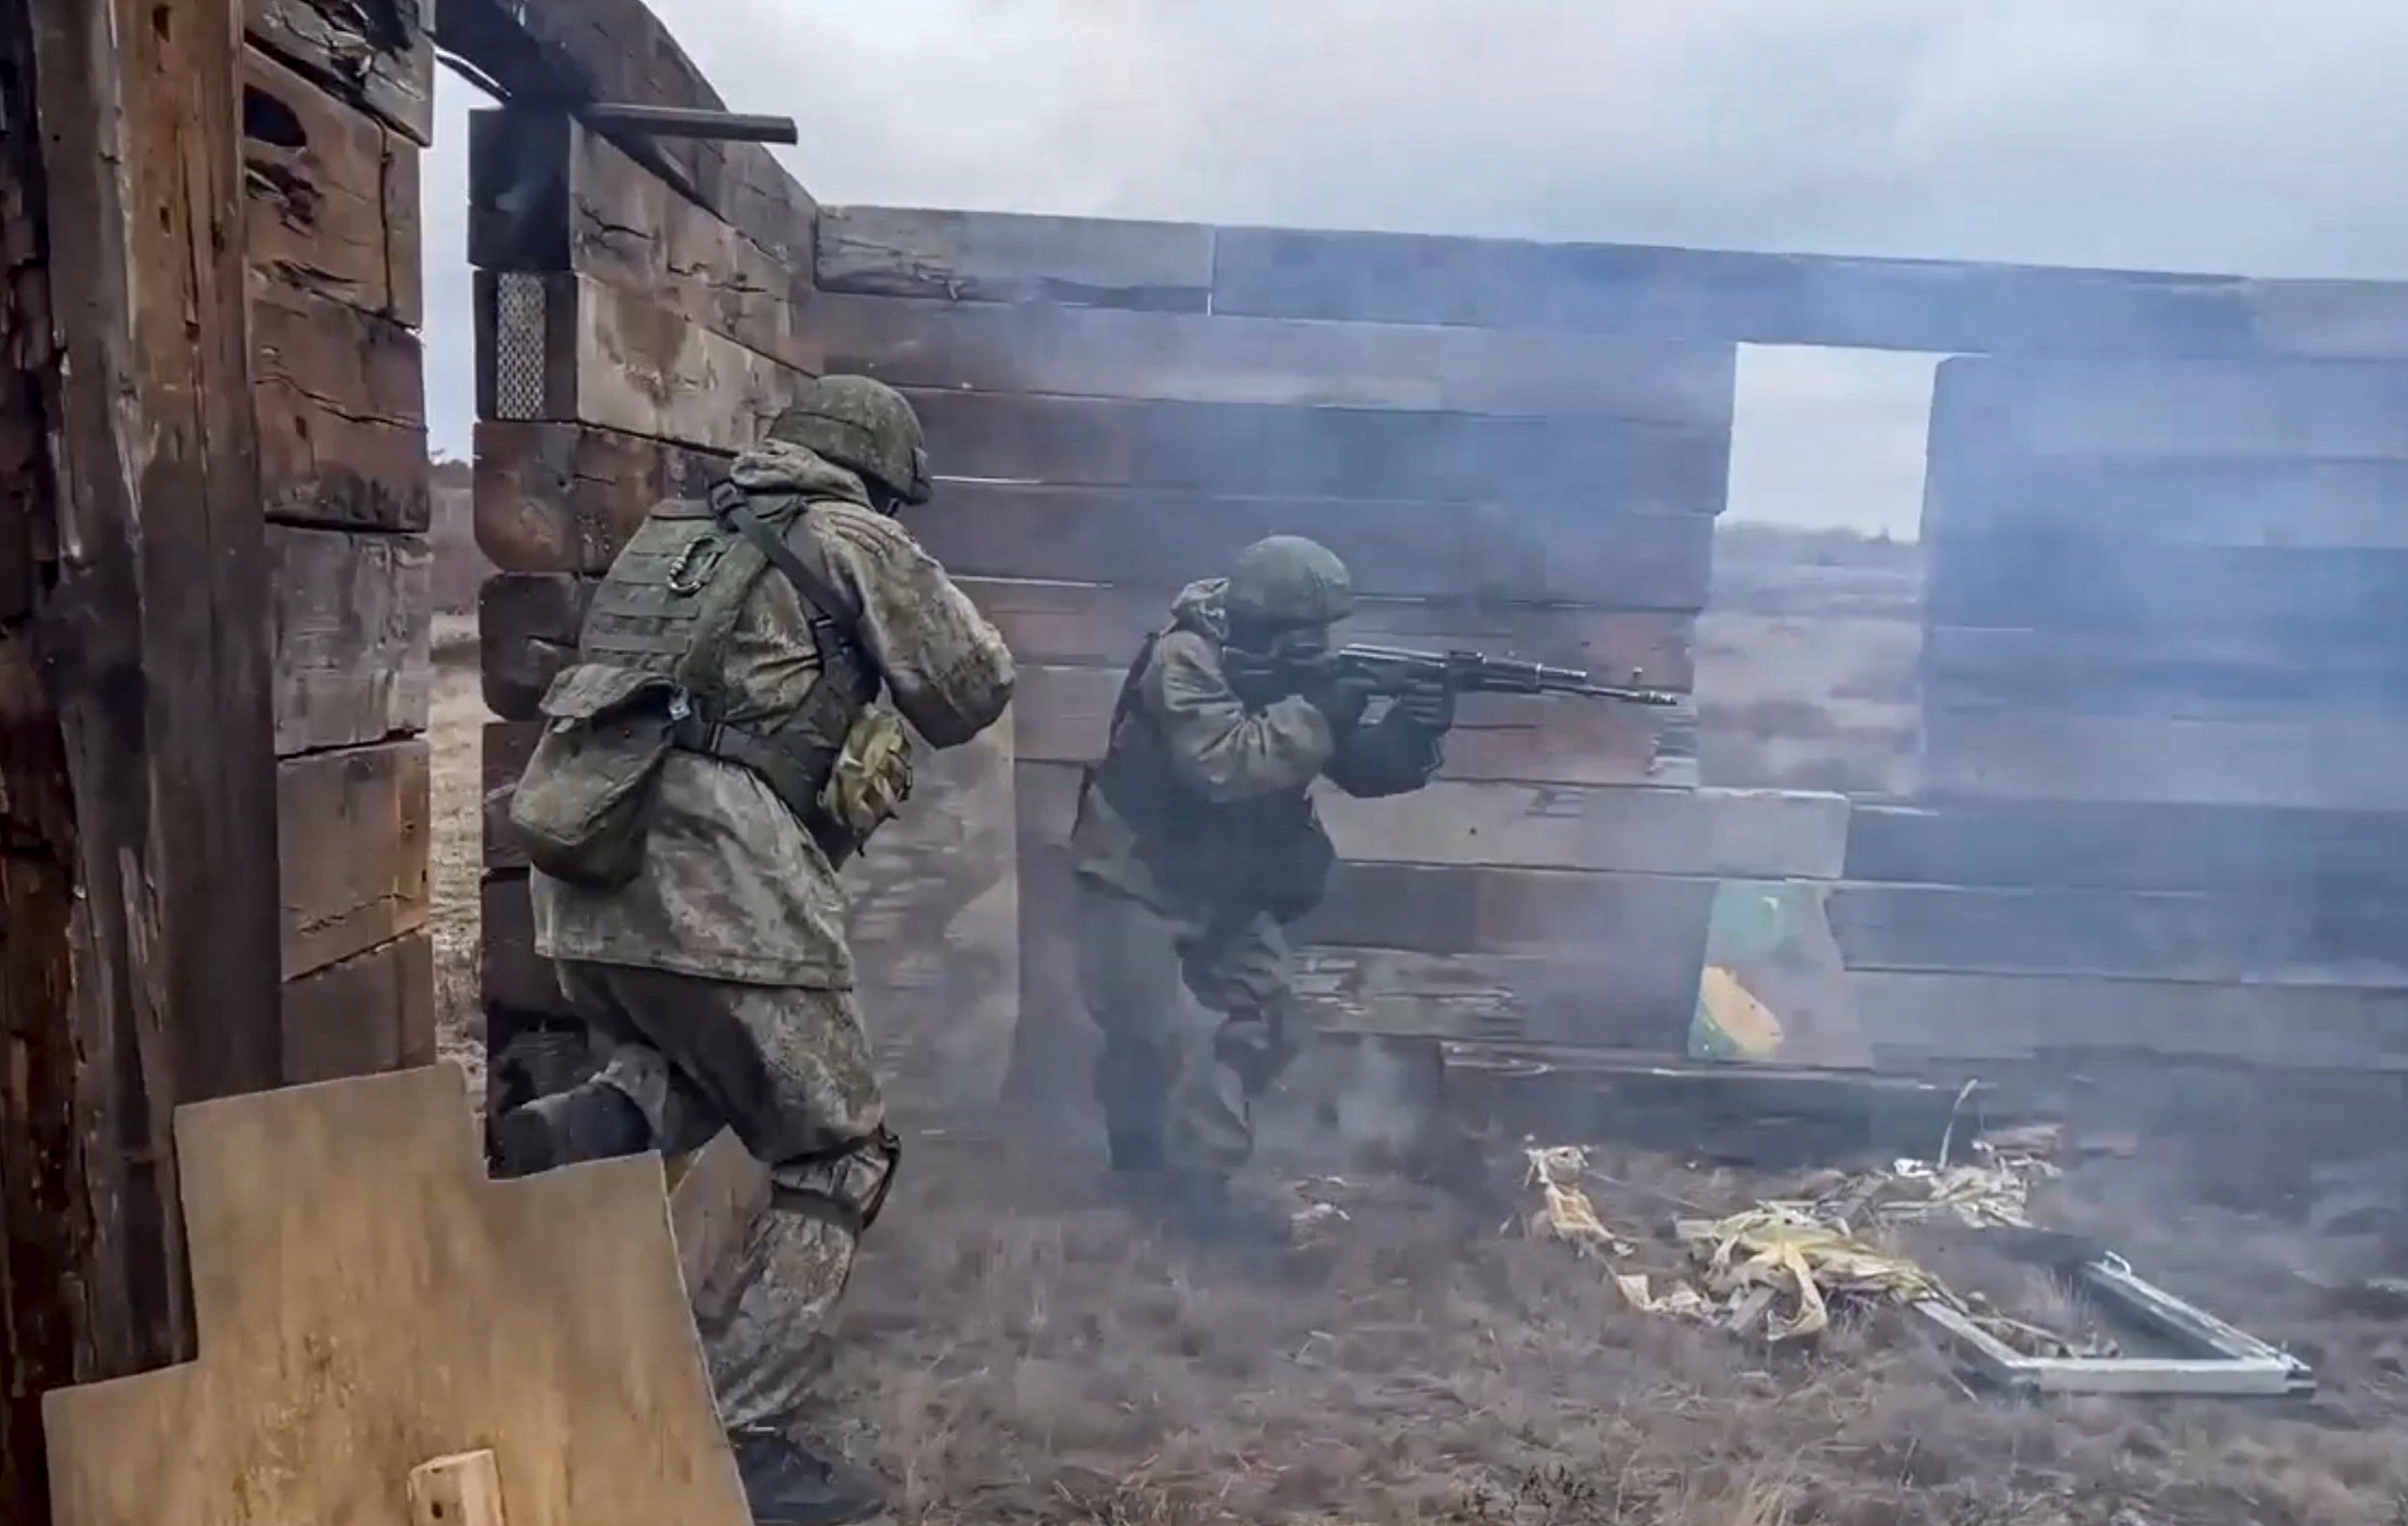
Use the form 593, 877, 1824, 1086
767, 1126, 901, 1238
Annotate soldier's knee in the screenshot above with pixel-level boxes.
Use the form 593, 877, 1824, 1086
766, 1125, 902, 1239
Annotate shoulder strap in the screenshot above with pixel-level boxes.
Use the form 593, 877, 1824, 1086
710, 480, 868, 670
1108, 630, 1166, 736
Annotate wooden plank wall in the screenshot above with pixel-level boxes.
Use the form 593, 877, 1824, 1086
812, 206, 1773, 1093
1837, 353, 2408, 1076
244, 0, 440, 1082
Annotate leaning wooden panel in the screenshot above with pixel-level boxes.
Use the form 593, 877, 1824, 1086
1830, 883, 2408, 988
917, 482, 1716, 610
1919, 709, 2408, 811
1851, 970, 2408, 1072
1930, 351, 2408, 462
469, 109, 817, 371
281, 928, 436, 1084
815, 291, 1734, 425
846, 710, 1020, 1121
253, 268, 430, 531
267, 526, 431, 755
908, 390, 1730, 509
41, 1064, 752, 1526
241, 43, 421, 324
245, 0, 435, 144
277, 738, 431, 980
1845, 798, 2408, 895
475, 421, 725, 574
816, 204, 1214, 311
966, 579, 1697, 689
477, 271, 815, 452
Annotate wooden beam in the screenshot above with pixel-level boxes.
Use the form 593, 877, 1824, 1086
816, 205, 1214, 312
1852, 969, 2408, 1072
244, 0, 435, 144
475, 271, 816, 452
474, 422, 724, 573
1011, 662, 1697, 788
478, 573, 585, 718
252, 270, 429, 531
434, 0, 814, 268
1845, 798, 2408, 895
1924, 536, 2408, 640
1211, 224, 2267, 357
1931, 352, 2408, 462
908, 389, 1730, 508
481, 719, 538, 871
813, 291, 1735, 425
469, 108, 817, 372
282, 929, 436, 1083
240, 42, 421, 325
20, 0, 286, 1458
1918, 709, 2408, 811
277, 740, 431, 981
1829, 883, 2408, 988
480, 869, 574, 1021
911, 482, 1718, 610
1920, 450, 2408, 551
267, 525, 430, 755
964, 580, 1697, 691
1922, 623, 2408, 725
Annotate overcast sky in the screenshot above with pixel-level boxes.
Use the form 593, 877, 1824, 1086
420, 0, 2408, 535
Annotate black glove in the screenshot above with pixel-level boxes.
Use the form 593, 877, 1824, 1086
1392, 679, 1457, 734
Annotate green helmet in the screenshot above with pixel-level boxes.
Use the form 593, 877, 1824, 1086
767, 375, 933, 505
1224, 535, 1354, 627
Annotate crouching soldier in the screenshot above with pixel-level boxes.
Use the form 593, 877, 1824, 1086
494, 377, 1015, 1526
1068, 535, 1455, 1236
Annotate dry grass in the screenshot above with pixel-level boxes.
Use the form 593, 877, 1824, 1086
429, 640, 2408, 1526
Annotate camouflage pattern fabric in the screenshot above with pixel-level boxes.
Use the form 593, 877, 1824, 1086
1074, 878, 1296, 1177
533, 439, 1016, 986
1069, 573, 1443, 1180
558, 959, 891, 1433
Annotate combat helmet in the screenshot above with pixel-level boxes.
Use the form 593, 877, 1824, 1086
767, 375, 934, 506
1224, 535, 1354, 628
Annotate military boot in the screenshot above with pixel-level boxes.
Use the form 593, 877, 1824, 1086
728, 1428, 889, 1526
490, 1081, 650, 1177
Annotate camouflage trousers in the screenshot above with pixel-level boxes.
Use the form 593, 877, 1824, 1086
1072, 879, 1298, 1179
555, 960, 897, 1434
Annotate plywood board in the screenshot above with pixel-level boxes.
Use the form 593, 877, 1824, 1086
475, 271, 814, 453
41, 1064, 752, 1526
917, 482, 1716, 610
815, 291, 1733, 424
1690, 881, 1871, 1069
908, 390, 1729, 510
241, 42, 420, 324
475, 422, 725, 574
277, 739, 431, 979
816, 204, 1214, 311
252, 269, 429, 532
469, 110, 816, 371
281, 929, 436, 1083
268, 526, 431, 755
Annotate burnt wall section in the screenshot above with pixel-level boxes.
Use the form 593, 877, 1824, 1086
244, 2, 439, 1081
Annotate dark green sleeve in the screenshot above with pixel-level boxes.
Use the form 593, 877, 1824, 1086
1323, 708, 1443, 799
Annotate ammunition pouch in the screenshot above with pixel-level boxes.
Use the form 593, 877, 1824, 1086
508, 665, 686, 891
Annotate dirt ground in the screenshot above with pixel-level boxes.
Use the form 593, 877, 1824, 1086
430, 641, 2408, 1526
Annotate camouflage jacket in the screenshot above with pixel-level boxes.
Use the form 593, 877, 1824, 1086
1070, 578, 1441, 916
533, 441, 1016, 988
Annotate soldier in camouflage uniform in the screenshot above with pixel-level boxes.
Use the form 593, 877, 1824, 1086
494, 377, 1015, 1526
1069, 536, 1455, 1232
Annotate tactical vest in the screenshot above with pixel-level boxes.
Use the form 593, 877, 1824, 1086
1082, 631, 1334, 922
585, 481, 881, 809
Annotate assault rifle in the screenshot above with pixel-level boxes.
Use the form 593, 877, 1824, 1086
1333, 644, 1683, 706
